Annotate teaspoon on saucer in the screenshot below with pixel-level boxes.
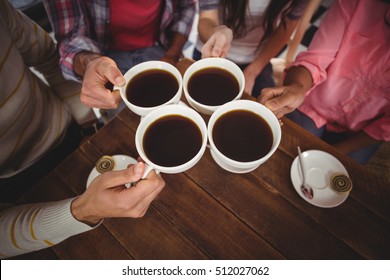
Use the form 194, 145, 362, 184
297, 146, 314, 199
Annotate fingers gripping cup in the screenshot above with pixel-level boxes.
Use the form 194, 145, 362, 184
208, 100, 281, 173
183, 57, 245, 115
135, 104, 208, 176
116, 61, 183, 117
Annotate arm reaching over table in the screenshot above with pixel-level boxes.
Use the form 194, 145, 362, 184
72, 162, 165, 225
258, 0, 390, 164
0, 0, 166, 259
258, 65, 313, 119
198, 8, 233, 59
0, 162, 165, 259
43, 0, 196, 112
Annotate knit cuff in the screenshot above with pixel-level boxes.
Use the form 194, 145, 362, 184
40, 198, 100, 239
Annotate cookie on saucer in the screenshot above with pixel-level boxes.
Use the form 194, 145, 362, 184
330, 174, 353, 193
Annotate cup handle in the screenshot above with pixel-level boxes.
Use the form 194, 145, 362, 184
142, 164, 159, 179
113, 85, 121, 93
124, 163, 160, 188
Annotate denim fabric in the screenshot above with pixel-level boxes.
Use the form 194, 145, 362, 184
106, 46, 165, 74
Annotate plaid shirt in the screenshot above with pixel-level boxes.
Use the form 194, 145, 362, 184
43, 0, 196, 81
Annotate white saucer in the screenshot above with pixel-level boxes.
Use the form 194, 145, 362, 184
290, 150, 350, 208
86, 155, 137, 188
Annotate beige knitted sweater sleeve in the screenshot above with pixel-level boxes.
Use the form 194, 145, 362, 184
0, 0, 96, 259
0, 199, 94, 259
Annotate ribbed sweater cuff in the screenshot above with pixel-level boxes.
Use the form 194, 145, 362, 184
41, 198, 97, 239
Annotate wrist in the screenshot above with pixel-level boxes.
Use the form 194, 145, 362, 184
164, 51, 181, 62
214, 25, 233, 39
71, 196, 101, 226
284, 66, 313, 92
164, 32, 187, 61
245, 61, 263, 77
74, 52, 102, 77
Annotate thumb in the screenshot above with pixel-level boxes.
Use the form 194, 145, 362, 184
201, 38, 217, 58
102, 62, 126, 87
210, 35, 230, 58
265, 94, 293, 112
258, 87, 286, 106
210, 43, 224, 57
99, 162, 145, 189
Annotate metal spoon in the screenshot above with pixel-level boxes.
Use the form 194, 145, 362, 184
297, 146, 314, 199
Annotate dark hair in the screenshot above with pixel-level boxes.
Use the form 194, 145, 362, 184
220, 0, 297, 42
220, 0, 248, 37
263, 0, 296, 42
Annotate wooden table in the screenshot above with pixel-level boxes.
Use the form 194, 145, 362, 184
14, 62, 390, 260
15, 107, 390, 260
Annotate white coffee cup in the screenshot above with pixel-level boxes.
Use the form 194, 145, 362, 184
182, 57, 245, 115
208, 100, 281, 173
135, 104, 208, 177
116, 61, 183, 117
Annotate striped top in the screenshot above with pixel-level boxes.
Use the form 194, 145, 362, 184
0, 0, 95, 258
0, 0, 93, 178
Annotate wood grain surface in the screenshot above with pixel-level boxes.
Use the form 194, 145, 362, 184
14, 59, 390, 260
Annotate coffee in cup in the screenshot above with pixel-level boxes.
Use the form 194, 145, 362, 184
135, 104, 208, 176
208, 100, 281, 173
117, 61, 183, 116
183, 58, 244, 115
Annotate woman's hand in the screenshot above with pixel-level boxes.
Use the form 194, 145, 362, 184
201, 25, 233, 58
258, 84, 306, 119
258, 66, 313, 118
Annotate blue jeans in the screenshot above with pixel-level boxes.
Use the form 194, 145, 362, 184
286, 110, 381, 164
192, 48, 275, 97
106, 46, 165, 74
104, 46, 166, 119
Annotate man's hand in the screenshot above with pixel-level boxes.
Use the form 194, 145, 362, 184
75, 53, 125, 109
71, 162, 165, 225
